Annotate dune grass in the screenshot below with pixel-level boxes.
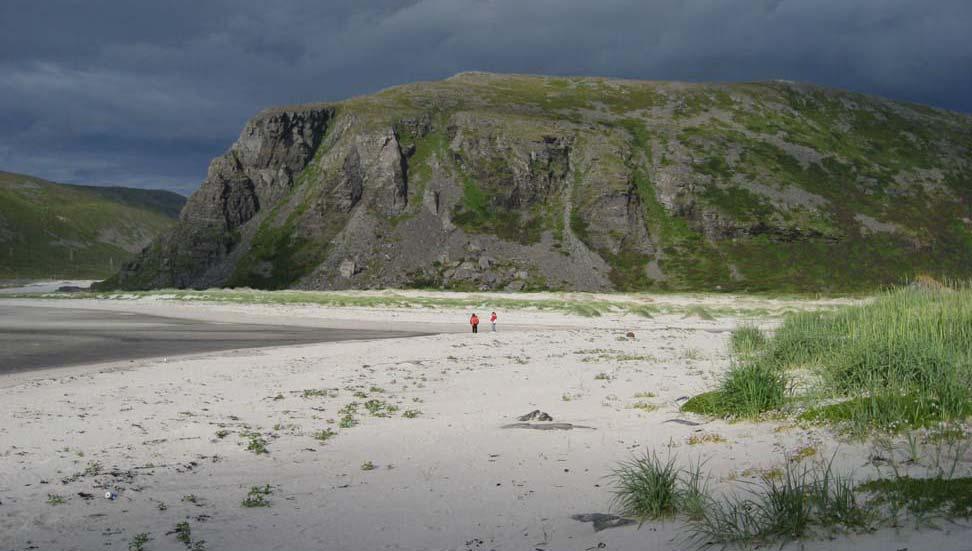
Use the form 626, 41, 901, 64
684, 460, 870, 548
610, 452, 681, 520
681, 360, 787, 418
0, 287, 803, 319
610, 452, 873, 548
684, 283, 972, 432
729, 324, 768, 356
609, 451, 710, 523
612, 448, 972, 549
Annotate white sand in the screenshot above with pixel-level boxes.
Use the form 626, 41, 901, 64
1, 296, 968, 550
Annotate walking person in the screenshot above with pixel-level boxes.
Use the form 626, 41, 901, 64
490, 311, 497, 332
470, 313, 480, 334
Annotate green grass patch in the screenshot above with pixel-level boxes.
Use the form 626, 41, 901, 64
682, 362, 786, 418
692, 284, 972, 430
860, 476, 972, 518
799, 394, 972, 434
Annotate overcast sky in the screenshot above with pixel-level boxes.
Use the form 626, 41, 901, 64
1, 0, 970, 196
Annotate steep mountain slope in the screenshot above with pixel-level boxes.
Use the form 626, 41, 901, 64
102, 73, 972, 293
0, 171, 185, 279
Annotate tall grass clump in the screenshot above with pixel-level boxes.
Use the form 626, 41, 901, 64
609, 452, 713, 523
719, 362, 787, 416
729, 324, 768, 357
610, 452, 681, 521
681, 361, 787, 418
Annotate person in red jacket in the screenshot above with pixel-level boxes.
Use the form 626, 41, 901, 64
470, 313, 480, 333
490, 311, 497, 332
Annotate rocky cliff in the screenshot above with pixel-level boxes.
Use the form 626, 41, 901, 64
102, 73, 972, 292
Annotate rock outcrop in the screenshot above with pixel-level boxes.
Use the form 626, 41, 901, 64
101, 73, 972, 292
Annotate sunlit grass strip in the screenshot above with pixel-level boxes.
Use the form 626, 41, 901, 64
685, 283, 972, 430
0, 288, 808, 318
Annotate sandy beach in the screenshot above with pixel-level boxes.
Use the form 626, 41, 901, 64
2, 294, 969, 551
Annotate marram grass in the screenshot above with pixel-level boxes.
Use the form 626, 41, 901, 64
686, 283, 972, 431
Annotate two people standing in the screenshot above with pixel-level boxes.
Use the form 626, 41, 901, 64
469, 311, 498, 333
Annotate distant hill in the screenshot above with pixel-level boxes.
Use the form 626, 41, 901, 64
0, 170, 185, 279
103, 73, 972, 293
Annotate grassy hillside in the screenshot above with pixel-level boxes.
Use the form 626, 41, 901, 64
0, 171, 185, 279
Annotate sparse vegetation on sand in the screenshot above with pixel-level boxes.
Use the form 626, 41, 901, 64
128, 533, 151, 551
241, 431, 269, 455
682, 459, 871, 548
312, 428, 336, 442
241, 485, 273, 508
684, 283, 972, 432
607, 450, 972, 548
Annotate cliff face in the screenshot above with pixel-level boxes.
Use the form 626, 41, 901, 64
103, 73, 972, 293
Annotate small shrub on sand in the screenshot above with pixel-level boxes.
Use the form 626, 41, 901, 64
128, 533, 151, 551
241, 485, 272, 508
173, 521, 191, 545
241, 432, 269, 455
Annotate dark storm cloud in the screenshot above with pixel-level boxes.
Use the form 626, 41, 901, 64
1, 0, 969, 195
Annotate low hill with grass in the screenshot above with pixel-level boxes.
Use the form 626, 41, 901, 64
102, 72, 972, 292
0, 170, 185, 279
